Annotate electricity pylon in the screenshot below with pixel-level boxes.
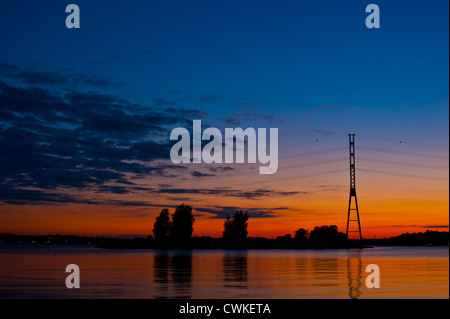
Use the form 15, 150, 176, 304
346, 134, 363, 245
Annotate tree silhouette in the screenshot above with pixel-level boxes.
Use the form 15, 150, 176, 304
294, 228, 309, 241
171, 204, 195, 242
386, 230, 449, 246
223, 216, 233, 239
309, 225, 346, 247
294, 228, 309, 248
223, 211, 248, 241
153, 209, 172, 241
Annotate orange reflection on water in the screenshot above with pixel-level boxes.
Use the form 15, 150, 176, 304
0, 246, 448, 299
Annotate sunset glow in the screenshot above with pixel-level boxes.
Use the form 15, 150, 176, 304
0, 0, 448, 240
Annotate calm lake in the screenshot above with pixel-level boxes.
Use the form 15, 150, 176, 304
0, 245, 448, 299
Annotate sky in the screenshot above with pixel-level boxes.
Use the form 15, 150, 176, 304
0, 0, 448, 239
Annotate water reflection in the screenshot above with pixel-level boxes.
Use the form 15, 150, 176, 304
310, 257, 339, 286
171, 254, 192, 298
153, 252, 170, 298
223, 251, 248, 290
347, 249, 362, 299
153, 252, 192, 298
0, 246, 446, 298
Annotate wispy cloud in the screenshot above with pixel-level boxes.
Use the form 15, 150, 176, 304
218, 101, 284, 126
199, 94, 224, 103
315, 104, 341, 111
314, 129, 335, 137
391, 225, 449, 229
157, 187, 305, 199
194, 205, 291, 219
191, 171, 216, 177
0, 63, 120, 89
421, 225, 449, 229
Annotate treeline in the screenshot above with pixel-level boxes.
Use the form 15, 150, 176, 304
384, 230, 449, 246
3, 204, 447, 249
99, 204, 349, 249
0, 233, 106, 245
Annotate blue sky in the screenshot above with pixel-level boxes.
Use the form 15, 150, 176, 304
1, 1, 448, 112
1, 0, 448, 171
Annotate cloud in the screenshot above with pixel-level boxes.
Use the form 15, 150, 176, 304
96, 185, 135, 195
0, 63, 120, 89
340, 106, 361, 113
0, 184, 176, 208
301, 112, 312, 120
219, 101, 283, 125
153, 98, 176, 107
199, 94, 224, 103
234, 101, 258, 110
163, 107, 208, 119
391, 225, 449, 229
314, 129, 336, 137
0, 185, 92, 205
191, 171, 216, 177
0, 65, 296, 209
156, 187, 304, 199
208, 166, 234, 173
422, 225, 449, 229
316, 185, 346, 192
218, 117, 241, 126
313, 103, 363, 114
315, 104, 341, 111
9, 70, 69, 86
194, 205, 289, 219
0, 69, 210, 205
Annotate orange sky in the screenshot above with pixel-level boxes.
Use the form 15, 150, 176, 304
1, 158, 448, 239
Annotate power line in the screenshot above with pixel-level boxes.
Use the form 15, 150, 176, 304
189, 158, 347, 184
162, 143, 447, 188
279, 133, 348, 147
357, 134, 449, 149
358, 146, 448, 160
280, 146, 347, 160
280, 157, 346, 170
359, 168, 448, 182
358, 157, 449, 171
231, 168, 346, 187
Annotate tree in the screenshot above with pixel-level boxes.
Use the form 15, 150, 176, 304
294, 228, 309, 241
153, 209, 172, 241
309, 225, 346, 247
223, 216, 234, 239
171, 204, 195, 242
223, 211, 248, 241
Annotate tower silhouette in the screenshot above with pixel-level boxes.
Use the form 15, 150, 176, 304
346, 134, 363, 245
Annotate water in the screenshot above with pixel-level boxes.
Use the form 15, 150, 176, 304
0, 245, 448, 299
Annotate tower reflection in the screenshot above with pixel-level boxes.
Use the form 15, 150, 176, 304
347, 249, 362, 299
